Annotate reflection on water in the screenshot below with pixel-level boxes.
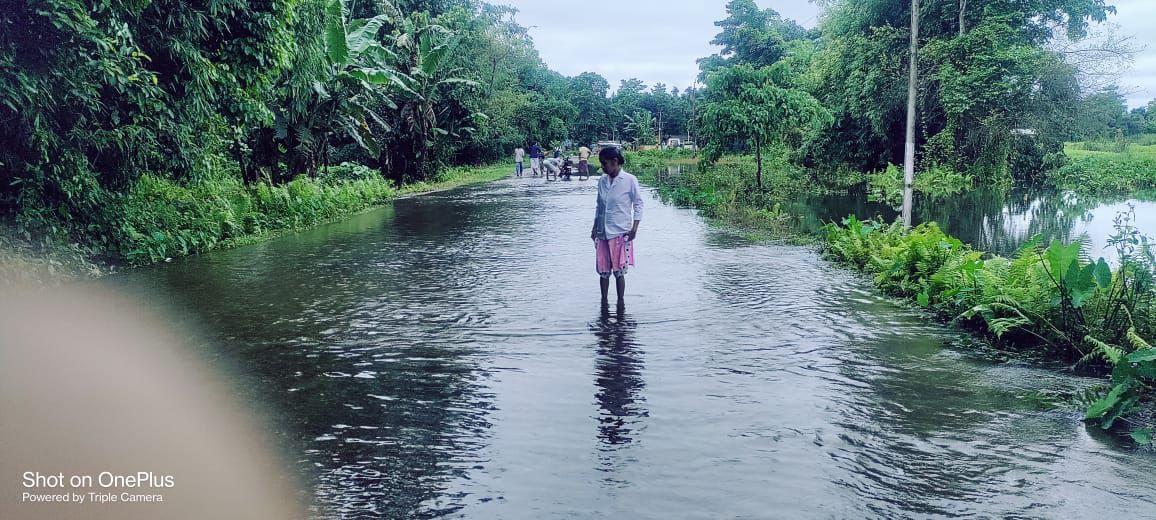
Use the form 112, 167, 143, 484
655, 163, 1156, 258
791, 185, 1156, 258
591, 305, 646, 447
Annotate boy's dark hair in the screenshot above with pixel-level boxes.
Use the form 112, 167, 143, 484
598, 146, 625, 164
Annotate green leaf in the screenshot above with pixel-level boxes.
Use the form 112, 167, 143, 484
1045, 239, 1080, 283
419, 32, 458, 78
360, 44, 399, 68
1130, 427, 1154, 445
1093, 258, 1112, 288
1070, 262, 1098, 308
917, 289, 930, 308
1125, 349, 1156, 363
349, 68, 393, 86
1085, 383, 1129, 420
1102, 395, 1139, 429
347, 15, 391, 54
325, 0, 350, 66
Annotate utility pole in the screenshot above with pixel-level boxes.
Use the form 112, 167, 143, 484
959, 0, 967, 36
902, 0, 920, 227
689, 82, 699, 158
657, 112, 663, 147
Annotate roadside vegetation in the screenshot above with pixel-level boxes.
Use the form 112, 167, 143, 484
120, 164, 508, 266
638, 162, 800, 239
625, 149, 698, 171
822, 211, 1156, 444
1, 164, 509, 287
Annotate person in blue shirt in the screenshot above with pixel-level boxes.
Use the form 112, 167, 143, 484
528, 142, 542, 177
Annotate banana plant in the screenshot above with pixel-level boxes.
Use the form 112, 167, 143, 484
624, 110, 657, 148
380, 10, 481, 183
274, 0, 415, 175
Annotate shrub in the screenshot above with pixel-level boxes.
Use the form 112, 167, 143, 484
624, 148, 695, 171
317, 162, 383, 184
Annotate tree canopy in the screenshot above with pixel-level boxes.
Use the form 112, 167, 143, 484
0, 0, 1148, 250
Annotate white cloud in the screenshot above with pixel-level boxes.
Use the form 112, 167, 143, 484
500, 0, 821, 92
1109, 0, 1156, 106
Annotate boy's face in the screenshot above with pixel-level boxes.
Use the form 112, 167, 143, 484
600, 158, 621, 175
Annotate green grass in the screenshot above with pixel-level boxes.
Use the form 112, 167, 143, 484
1052, 140, 1156, 195
636, 157, 815, 240
624, 149, 697, 170
398, 163, 513, 195
1066, 134, 1156, 158
119, 162, 512, 265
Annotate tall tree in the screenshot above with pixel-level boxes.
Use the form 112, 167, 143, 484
569, 72, 613, 144
699, 64, 831, 188
808, 0, 1115, 179
698, 0, 812, 79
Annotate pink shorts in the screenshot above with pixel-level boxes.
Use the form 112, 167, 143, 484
595, 236, 634, 278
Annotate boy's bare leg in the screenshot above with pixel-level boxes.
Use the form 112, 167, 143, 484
615, 275, 625, 306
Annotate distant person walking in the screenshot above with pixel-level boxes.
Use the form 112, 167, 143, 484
514, 146, 525, 177
529, 142, 542, 177
590, 146, 642, 307
578, 144, 591, 176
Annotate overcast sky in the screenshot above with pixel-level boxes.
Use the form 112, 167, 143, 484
498, 0, 1155, 108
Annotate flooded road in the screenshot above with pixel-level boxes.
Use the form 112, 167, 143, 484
114, 176, 1156, 518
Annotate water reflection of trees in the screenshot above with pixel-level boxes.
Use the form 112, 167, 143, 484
590, 306, 647, 447
914, 187, 1101, 257
789, 186, 1124, 257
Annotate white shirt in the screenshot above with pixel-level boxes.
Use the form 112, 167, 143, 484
514, 148, 525, 161
593, 171, 643, 239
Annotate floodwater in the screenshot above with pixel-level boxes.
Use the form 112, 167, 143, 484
113, 175, 1156, 518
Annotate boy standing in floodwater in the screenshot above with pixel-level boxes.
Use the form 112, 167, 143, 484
590, 146, 642, 307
